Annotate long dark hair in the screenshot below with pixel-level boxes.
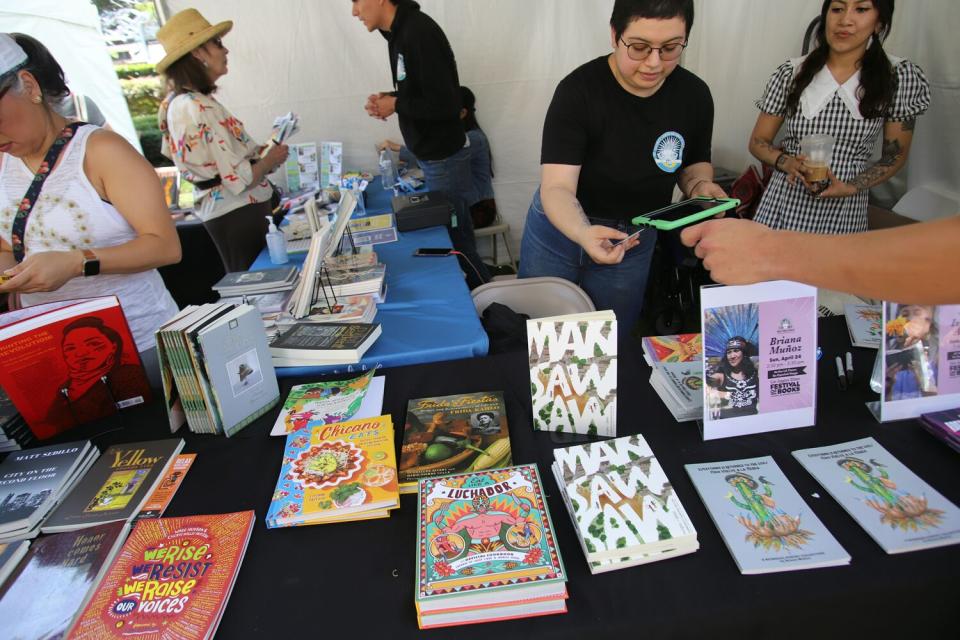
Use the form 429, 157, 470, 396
717, 336, 757, 379
786, 0, 895, 120
9, 33, 69, 103
164, 54, 216, 96
461, 86, 493, 178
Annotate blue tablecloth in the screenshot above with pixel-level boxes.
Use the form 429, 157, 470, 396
249, 181, 489, 377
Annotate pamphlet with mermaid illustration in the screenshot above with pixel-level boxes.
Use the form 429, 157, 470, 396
416, 465, 566, 600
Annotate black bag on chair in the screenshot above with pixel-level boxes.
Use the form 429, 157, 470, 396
481, 302, 530, 354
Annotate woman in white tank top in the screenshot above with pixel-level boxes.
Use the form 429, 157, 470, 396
0, 33, 181, 352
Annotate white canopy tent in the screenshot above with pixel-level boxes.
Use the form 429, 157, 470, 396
0, 0, 141, 150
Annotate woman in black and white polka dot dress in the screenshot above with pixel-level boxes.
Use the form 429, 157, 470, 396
748, 0, 930, 235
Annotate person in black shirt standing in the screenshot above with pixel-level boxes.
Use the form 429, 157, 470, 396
352, 0, 489, 288
519, 0, 726, 330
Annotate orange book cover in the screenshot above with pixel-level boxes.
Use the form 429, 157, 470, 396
134, 454, 197, 522
68, 510, 254, 639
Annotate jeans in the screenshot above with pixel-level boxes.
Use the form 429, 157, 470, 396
419, 146, 489, 289
519, 188, 657, 331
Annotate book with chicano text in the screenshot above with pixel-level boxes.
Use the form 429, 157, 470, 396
68, 510, 255, 639
415, 464, 567, 629
793, 437, 960, 554
269, 370, 378, 436
527, 311, 617, 437
552, 435, 698, 573
685, 456, 849, 574
266, 415, 399, 527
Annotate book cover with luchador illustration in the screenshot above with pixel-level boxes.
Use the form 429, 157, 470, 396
68, 510, 255, 639
266, 415, 398, 527
399, 392, 512, 493
416, 465, 566, 608
0, 297, 150, 440
527, 312, 617, 436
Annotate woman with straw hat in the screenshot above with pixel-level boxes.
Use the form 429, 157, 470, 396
157, 9, 289, 272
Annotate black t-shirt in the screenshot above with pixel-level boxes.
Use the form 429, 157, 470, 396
541, 56, 714, 221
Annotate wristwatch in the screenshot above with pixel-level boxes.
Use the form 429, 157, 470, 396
81, 249, 100, 277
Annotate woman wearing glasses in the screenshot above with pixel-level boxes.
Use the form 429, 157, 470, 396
157, 9, 289, 272
748, 0, 929, 234
519, 0, 725, 330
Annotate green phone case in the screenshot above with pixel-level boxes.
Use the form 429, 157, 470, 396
631, 197, 740, 231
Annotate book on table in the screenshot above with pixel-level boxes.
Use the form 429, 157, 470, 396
415, 464, 567, 629
649, 360, 703, 423
527, 310, 617, 436
132, 453, 196, 523
0, 521, 129, 640
843, 303, 882, 349
41, 438, 184, 534
685, 456, 850, 574
793, 437, 960, 554
266, 415, 399, 527
0, 539, 29, 588
0, 439, 99, 542
156, 303, 280, 435
0, 296, 150, 441
919, 407, 960, 453
0, 387, 38, 452
269, 322, 381, 366
552, 434, 699, 574
269, 370, 382, 436
68, 510, 255, 640
641, 332, 702, 365
399, 391, 513, 494
212, 265, 298, 296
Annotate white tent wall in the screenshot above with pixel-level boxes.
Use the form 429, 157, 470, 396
161, 0, 957, 257
0, 0, 141, 151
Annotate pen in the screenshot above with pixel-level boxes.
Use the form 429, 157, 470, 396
845, 351, 854, 384
835, 356, 848, 391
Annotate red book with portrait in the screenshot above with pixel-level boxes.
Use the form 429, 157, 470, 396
0, 296, 150, 440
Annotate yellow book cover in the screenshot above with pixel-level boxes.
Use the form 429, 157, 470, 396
266, 414, 399, 527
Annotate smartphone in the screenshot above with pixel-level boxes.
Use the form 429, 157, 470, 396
631, 197, 739, 231
413, 248, 455, 257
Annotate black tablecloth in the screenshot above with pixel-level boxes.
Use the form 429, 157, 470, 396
39, 317, 956, 638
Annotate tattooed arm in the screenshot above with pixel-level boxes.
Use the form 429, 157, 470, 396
748, 113, 806, 184
539, 163, 637, 265
818, 119, 917, 198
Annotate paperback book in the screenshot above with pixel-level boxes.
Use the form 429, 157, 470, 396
69, 510, 255, 639
685, 456, 850, 574
269, 370, 380, 436
266, 415, 399, 527
0, 539, 28, 588
399, 391, 513, 494
649, 360, 703, 423
919, 407, 960, 453
552, 434, 698, 573
843, 303, 882, 349
416, 464, 567, 629
212, 266, 298, 296
527, 310, 617, 436
641, 333, 702, 365
269, 322, 381, 366
793, 437, 960, 554
132, 453, 196, 523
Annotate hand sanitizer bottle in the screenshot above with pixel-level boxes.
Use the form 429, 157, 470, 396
265, 216, 289, 264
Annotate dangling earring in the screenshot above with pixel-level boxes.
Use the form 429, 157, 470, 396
202, 60, 209, 69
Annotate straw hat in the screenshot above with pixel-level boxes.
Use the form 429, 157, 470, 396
156, 9, 232, 74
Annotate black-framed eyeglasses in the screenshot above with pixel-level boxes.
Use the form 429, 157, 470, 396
619, 38, 687, 62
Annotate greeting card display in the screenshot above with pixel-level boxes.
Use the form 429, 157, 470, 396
871, 303, 960, 422
700, 281, 817, 440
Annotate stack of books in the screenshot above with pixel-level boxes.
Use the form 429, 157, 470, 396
156, 303, 280, 435
217, 290, 293, 328
269, 322, 381, 367
0, 539, 29, 587
0, 388, 35, 453
323, 264, 387, 300
415, 464, 567, 628
843, 303, 882, 348
266, 415, 399, 527
212, 266, 299, 298
552, 434, 699, 573
0, 440, 99, 542
643, 333, 703, 422
919, 407, 960, 453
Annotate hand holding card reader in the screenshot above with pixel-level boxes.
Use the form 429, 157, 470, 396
631, 196, 739, 231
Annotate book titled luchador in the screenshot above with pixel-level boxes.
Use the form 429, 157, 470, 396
42, 439, 185, 534
399, 391, 513, 494
551, 435, 698, 574
266, 415, 399, 527
269, 370, 379, 436
68, 510, 255, 639
700, 281, 818, 440
527, 311, 617, 436
793, 437, 960, 554
0, 521, 129, 640
416, 464, 567, 629
0, 296, 150, 440
685, 456, 850, 574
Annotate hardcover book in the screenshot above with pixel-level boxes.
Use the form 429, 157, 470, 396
416, 464, 567, 629
68, 510, 255, 640
843, 303, 882, 349
552, 435, 698, 571
42, 439, 184, 533
527, 311, 617, 436
793, 437, 960, 554
685, 456, 850, 574
0, 296, 151, 440
399, 391, 513, 494
269, 370, 379, 436
266, 415, 399, 527
0, 521, 129, 640
269, 322, 381, 365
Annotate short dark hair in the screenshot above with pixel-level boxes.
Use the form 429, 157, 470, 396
62, 317, 124, 357
9, 33, 69, 103
610, 0, 695, 41
163, 52, 216, 96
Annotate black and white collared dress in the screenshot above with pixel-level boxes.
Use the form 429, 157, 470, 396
753, 55, 930, 234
